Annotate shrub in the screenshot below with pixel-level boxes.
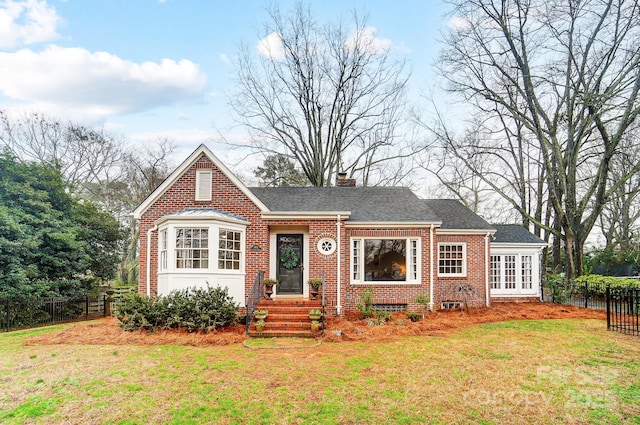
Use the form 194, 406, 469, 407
356, 288, 374, 318
115, 292, 161, 332
406, 312, 422, 322
575, 275, 639, 297
116, 285, 239, 332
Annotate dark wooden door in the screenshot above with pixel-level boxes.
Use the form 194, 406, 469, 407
277, 234, 303, 294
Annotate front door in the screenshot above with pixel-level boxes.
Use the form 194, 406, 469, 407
277, 234, 303, 294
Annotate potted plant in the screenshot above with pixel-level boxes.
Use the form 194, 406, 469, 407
262, 278, 278, 300
308, 308, 323, 321
255, 319, 266, 332
308, 277, 322, 300
254, 309, 268, 321
310, 320, 321, 332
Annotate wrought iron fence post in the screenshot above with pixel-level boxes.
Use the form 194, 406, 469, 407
606, 284, 610, 330
86, 295, 89, 319
584, 281, 588, 309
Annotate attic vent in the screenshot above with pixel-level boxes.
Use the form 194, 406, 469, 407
196, 170, 212, 201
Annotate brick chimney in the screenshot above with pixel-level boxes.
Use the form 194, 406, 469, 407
336, 172, 356, 187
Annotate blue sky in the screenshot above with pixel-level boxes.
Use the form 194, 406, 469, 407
0, 0, 451, 164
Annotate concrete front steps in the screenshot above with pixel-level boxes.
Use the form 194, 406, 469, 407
248, 298, 323, 338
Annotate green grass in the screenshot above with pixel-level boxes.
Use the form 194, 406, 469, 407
0, 318, 639, 424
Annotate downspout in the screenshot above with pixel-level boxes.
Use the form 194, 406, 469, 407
146, 224, 158, 297
484, 232, 491, 307
336, 214, 342, 315
429, 224, 434, 311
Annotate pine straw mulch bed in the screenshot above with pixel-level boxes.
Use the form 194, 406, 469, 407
23, 302, 606, 347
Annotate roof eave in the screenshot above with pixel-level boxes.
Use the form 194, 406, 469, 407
437, 228, 497, 235
344, 221, 442, 228
261, 211, 352, 220
155, 214, 250, 227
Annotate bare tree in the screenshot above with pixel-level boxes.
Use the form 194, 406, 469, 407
0, 110, 127, 195
230, 3, 422, 186
598, 127, 640, 250
433, 0, 640, 281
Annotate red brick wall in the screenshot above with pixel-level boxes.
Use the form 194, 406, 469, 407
138, 154, 269, 297
433, 234, 489, 309
138, 153, 490, 313
339, 229, 489, 314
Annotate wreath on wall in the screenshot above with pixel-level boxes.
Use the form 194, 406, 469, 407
280, 248, 300, 269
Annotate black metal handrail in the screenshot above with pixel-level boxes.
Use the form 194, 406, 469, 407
245, 270, 264, 333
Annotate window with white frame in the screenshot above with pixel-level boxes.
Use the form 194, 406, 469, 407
490, 253, 537, 294
438, 243, 466, 276
218, 229, 241, 270
176, 228, 209, 269
522, 255, 533, 289
351, 238, 420, 283
195, 169, 212, 201
160, 229, 168, 271
504, 255, 516, 289
490, 255, 501, 289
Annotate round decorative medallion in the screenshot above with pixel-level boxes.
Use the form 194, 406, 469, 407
317, 237, 336, 255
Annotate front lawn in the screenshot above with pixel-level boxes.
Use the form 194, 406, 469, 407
0, 319, 638, 424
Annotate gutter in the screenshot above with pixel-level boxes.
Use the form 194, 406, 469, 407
484, 232, 491, 307
429, 224, 435, 310
337, 214, 342, 315
146, 224, 158, 297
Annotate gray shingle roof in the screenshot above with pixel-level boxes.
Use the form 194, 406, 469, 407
249, 187, 441, 222
492, 224, 547, 244
423, 199, 494, 230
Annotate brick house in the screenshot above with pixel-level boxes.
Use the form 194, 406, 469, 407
132, 145, 547, 315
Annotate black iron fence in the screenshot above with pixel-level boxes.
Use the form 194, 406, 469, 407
543, 277, 639, 337
543, 279, 611, 310
607, 286, 640, 337
0, 295, 108, 332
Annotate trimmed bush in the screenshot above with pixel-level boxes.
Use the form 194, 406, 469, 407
116, 285, 239, 332
575, 275, 639, 297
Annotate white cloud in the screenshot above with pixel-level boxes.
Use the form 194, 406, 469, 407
0, 45, 207, 119
447, 16, 471, 31
345, 27, 392, 54
257, 32, 286, 60
0, 0, 62, 49
219, 52, 230, 64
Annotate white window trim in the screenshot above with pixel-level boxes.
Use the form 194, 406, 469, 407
490, 251, 539, 296
195, 169, 212, 201
350, 237, 421, 285
158, 220, 245, 275
159, 229, 168, 271
437, 242, 467, 277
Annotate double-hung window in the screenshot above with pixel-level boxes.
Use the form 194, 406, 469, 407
176, 228, 209, 269
218, 229, 241, 270
159, 229, 168, 271
351, 238, 420, 284
438, 243, 467, 277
